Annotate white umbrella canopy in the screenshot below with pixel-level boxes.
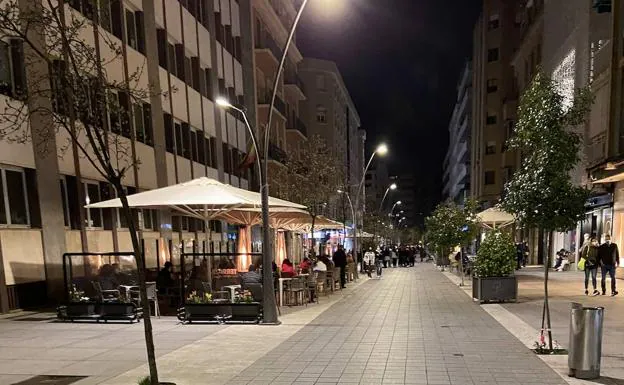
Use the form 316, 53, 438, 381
85, 177, 305, 220
210, 207, 312, 228
476, 207, 515, 229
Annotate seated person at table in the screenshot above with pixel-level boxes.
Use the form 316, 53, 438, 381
98, 264, 119, 290
299, 257, 312, 273
186, 268, 205, 295
313, 257, 327, 272
157, 262, 175, 290
241, 264, 262, 286
281, 258, 296, 276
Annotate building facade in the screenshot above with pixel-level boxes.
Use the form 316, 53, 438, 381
0, 0, 255, 311
471, 0, 522, 207
443, 61, 472, 206
298, 58, 363, 219
251, 0, 307, 185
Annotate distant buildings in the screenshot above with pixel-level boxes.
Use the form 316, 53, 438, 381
443, 61, 472, 206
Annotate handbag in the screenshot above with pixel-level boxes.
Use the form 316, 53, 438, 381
577, 257, 586, 271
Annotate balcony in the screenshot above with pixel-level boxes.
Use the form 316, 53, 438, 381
590, 39, 611, 83
287, 117, 307, 138
587, 131, 607, 167
268, 141, 288, 164
258, 90, 287, 118
285, 71, 306, 98
254, 34, 282, 61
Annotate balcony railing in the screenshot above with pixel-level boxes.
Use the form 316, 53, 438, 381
587, 132, 607, 167
258, 92, 287, 117
285, 72, 306, 94
268, 141, 288, 163
254, 33, 282, 61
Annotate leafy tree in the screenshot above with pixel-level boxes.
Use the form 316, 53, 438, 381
425, 200, 479, 265
0, 1, 160, 383
474, 231, 516, 278
284, 135, 343, 253
501, 71, 593, 351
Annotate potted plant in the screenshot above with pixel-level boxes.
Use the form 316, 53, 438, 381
472, 230, 518, 303
231, 290, 261, 323
58, 285, 97, 320
178, 292, 231, 323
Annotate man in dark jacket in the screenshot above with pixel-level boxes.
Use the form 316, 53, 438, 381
333, 245, 348, 288
599, 235, 619, 296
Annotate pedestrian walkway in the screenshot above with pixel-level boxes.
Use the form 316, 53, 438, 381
225, 265, 564, 385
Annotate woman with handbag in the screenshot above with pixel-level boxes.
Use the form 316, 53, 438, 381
579, 236, 600, 296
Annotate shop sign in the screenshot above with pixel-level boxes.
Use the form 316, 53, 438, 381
585, 194, 613, 209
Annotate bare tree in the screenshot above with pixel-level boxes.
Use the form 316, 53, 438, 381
0, 1, 160, 383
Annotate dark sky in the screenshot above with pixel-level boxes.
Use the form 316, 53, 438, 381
297, 0, 481, 220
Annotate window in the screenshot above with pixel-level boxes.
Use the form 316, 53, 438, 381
164, 113, 174, 153
0, 167, 29, 225
110, 0, 123, 40
181, 123, 191, 159
502, 167, 514, 184
174, 122, 183, 156
190, 129, 199, 162
316, 74, 325, 90
142, 103, 153, 145
485, 141, 497, 155
84, 181, 102, 228
316, 105, 327, 124
204, 68, 213, 99
488, 48, 499, 62
141, 209, 158, 230
487, 78, 498, 93
0, 40, 25, 99
484, 171, 496, 185
198, 133, 206, 165
488, 14, 499, 30
60, 177, 70, 227
124, 9, 140, 51
108, 91, 121, 134
486, 114, 497, 125
133, 103, 145, 143
167, 43, 176, 76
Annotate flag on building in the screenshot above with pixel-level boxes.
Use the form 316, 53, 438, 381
238, 138, 257, 170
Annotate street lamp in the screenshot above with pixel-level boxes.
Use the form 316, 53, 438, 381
353, 143, 389, 263
390, 200, 402, 215
379, 183, 398, 212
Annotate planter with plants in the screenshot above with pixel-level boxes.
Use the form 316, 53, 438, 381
57, 286, 98, 320
178, 292, 232, 323
472, 230, 518, 303
231, 290, 261, 323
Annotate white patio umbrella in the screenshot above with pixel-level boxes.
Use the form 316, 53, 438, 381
476, 207, 515, 229
85, 177, 305, 220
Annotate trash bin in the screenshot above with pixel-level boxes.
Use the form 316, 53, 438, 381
568, 303, 604, 380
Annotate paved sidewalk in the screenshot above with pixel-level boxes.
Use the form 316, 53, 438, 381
225, 265, 564, 385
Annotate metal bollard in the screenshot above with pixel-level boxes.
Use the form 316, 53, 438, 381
568, 303, 604, 380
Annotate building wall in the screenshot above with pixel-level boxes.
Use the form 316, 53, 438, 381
0, 0, 253, 309
444, 61, 472, 205
471, 0, 522, 208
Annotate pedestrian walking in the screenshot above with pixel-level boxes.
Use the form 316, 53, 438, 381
375, 251, 384, 278
408, 247, 416, 266
391, 248, 398, 267
333, 244, 348, 289
363, 247, 376, 278
598, 234, 619, 296
579, 236, 600, 296
383, 247, 391, 268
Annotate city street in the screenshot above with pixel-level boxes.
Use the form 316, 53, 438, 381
0, 265, 568, 385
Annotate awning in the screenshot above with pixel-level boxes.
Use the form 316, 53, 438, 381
476, 207, 515, 229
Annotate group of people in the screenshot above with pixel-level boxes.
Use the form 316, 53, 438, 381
579, 233, 620, 296
361, 245, 427, 278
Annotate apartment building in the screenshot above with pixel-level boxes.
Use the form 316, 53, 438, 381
251, 0, 307, 183
0, 0, 254, 311
471, 0, 521, 207
443, 61, 472, 206
298, 58, 363, 219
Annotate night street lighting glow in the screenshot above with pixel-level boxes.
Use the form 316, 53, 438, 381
389, 183, 397, 190
216, 97, 232, 108
376, 143, 388, 156
396, 200, 402, 205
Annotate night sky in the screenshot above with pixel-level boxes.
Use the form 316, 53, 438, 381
297, 0, 481, 220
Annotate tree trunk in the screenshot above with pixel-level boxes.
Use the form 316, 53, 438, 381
540, 229, 554, 351
118, 189, 159, 385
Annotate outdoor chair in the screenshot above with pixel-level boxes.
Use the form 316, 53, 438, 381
315, 271, 327, 296
332, 268, 342, 292
306, 273, 318, 303
286, 276, 306, 306
92, 281, 120, 302
325, 270, 334, 293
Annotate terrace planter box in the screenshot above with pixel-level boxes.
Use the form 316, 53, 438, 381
100, 302, 142, 323
472, 276, 518, 303
58, 302, 98, 320
178, 303, 232, 323
230, 303, 261, 323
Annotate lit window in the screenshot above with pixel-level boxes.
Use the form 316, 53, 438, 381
84, 181, 102, 228
487, 78, 498, 93
488, 14, 500, 30
316, 105, 327, 124
485, 141, 497, 155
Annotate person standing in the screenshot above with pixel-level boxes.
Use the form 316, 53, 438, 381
363, 247, 376, 278
599, 234, 619, 296
391, 247, 398, 267
333, 245, 348, 289
581, 236, 600, 296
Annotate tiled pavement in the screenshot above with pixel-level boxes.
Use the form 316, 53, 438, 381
225, 265, 566, 385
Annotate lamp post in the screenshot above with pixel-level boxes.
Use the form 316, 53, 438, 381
389, 201, 402, 216
354, 144, 388, 265
337, 189, 355, 251
378, 183, 397, 213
